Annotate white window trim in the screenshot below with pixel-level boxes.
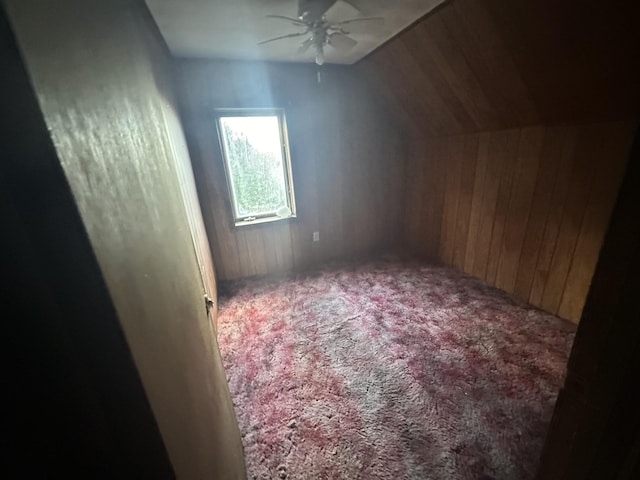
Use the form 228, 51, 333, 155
215, 108, 297, 227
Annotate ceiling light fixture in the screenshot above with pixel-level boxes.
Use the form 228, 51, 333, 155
258, 9, 383, 67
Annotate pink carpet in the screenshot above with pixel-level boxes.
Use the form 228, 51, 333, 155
217, 258, 575, 479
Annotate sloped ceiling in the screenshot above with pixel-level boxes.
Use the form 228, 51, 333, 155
356, 0, 640, 137
145, 0, 446, 64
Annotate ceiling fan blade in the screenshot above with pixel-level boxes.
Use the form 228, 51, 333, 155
334, 17, 384, 34
265, 14, 308, 26
297, 38, 313, 55
328, 33, 357, 51
258, 32, 309, 46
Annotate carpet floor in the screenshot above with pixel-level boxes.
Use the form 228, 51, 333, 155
217, 258, 576, 480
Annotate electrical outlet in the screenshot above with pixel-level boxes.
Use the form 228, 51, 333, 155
313, 231, 320, 242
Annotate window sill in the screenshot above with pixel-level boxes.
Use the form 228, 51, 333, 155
234, 214, 296, 228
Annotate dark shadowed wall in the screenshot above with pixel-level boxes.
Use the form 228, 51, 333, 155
537, 131, 640, 480
174, 60, 406, 280
357, 0, 640, 137
1, 5, 173, 475
5, 0, 245, 477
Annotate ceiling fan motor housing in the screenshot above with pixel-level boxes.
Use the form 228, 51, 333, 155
258, 1, 383, 66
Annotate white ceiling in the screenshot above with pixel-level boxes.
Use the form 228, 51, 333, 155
145, 0, 446, 65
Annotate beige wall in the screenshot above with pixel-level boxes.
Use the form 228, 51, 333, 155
5, 0, 245, 477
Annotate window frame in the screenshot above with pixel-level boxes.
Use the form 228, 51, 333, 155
214, 108, 297, 227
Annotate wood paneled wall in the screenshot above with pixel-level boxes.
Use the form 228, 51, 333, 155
174, 60, 405, 280
5, 1, 246, 477
404, 121, 637, 323
356, 0, 640, 137
1, 5, 173, 474
536, 130, 640, 480
362, 0, 640, 323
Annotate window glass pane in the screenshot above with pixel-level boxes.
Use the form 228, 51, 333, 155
219, 115, 289, 218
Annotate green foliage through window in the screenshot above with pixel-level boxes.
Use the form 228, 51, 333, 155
217, 112, 295, 224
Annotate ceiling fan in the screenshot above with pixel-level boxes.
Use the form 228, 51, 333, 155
258, 0, 384, 66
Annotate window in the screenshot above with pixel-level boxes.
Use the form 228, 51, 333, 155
216, 109, 296, 227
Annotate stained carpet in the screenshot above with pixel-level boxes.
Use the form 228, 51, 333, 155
217, 258, 575, 479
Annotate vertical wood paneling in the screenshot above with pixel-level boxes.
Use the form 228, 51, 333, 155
528, 127, 579, 307
463, 132, 491, 272
512, 127, 568, 301
422, 140, 446, 259
471, 130, 515, 279
539, 126, 602, 314
536, 130, 640, 480
405, 140, 426, 251
557, 122, 636, 320
365, 0, 638, 324
175, 60, 405, 280
452, 134, 480, 269
485, 129, 521, 284
439, 137, 463, 264
404, 121, 636, 322
495, 126, 544, 292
